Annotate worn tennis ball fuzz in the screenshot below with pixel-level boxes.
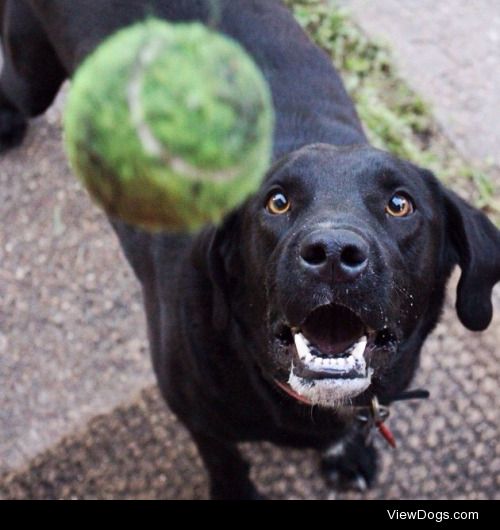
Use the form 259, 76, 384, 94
64, 20, 274, 231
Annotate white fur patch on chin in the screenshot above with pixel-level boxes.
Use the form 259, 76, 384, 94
288, 369, 373, 408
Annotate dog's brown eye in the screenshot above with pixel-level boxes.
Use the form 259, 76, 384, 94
386, 193, 414, 218
267, 191, 291, 215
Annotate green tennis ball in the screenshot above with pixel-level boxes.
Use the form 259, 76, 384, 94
63, 19, 274, 231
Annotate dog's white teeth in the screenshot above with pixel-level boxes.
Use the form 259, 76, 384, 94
294, 332, 368, 372
352, 336, 368, 359
294, 332, 312, 362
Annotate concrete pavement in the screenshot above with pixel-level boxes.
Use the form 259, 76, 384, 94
340, 0, 500, 171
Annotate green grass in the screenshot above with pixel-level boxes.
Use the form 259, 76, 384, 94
285, 0, 499, 222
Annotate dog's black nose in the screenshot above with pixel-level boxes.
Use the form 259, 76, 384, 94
299, 229, 369, 282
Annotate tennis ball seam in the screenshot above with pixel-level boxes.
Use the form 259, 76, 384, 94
127, 32, 241, 183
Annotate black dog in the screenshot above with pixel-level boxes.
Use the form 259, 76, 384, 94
2, 0, 499, 499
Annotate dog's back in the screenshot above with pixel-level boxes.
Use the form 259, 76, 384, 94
1, 0, 365, 156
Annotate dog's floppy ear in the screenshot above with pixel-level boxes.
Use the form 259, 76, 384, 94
443, 188, 500, 331
206, 211, 241, 331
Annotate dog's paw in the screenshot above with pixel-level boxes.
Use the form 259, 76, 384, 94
0, 107, 27, 153
321, 435, 378, 493
210, 482, 266, 500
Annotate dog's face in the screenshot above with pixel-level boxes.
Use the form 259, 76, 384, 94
209, 144, 500, 408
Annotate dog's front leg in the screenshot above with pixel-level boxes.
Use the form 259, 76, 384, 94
321, 428, 378, 493
190, 431, 262, 500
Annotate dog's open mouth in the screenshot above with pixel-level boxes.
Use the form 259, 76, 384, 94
293, 304, 369, 379
275, 304, 396, 407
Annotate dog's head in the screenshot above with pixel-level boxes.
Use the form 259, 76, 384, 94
206, 144, 500, 408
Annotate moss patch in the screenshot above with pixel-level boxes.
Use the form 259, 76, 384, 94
285, 0, 499, 222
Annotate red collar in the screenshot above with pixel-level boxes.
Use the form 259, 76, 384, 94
274, 379, 312, 405
274, 380, 429, 449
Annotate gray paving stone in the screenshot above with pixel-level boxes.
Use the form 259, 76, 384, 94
0, 89, 154, 474
340, 0, 500, 171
